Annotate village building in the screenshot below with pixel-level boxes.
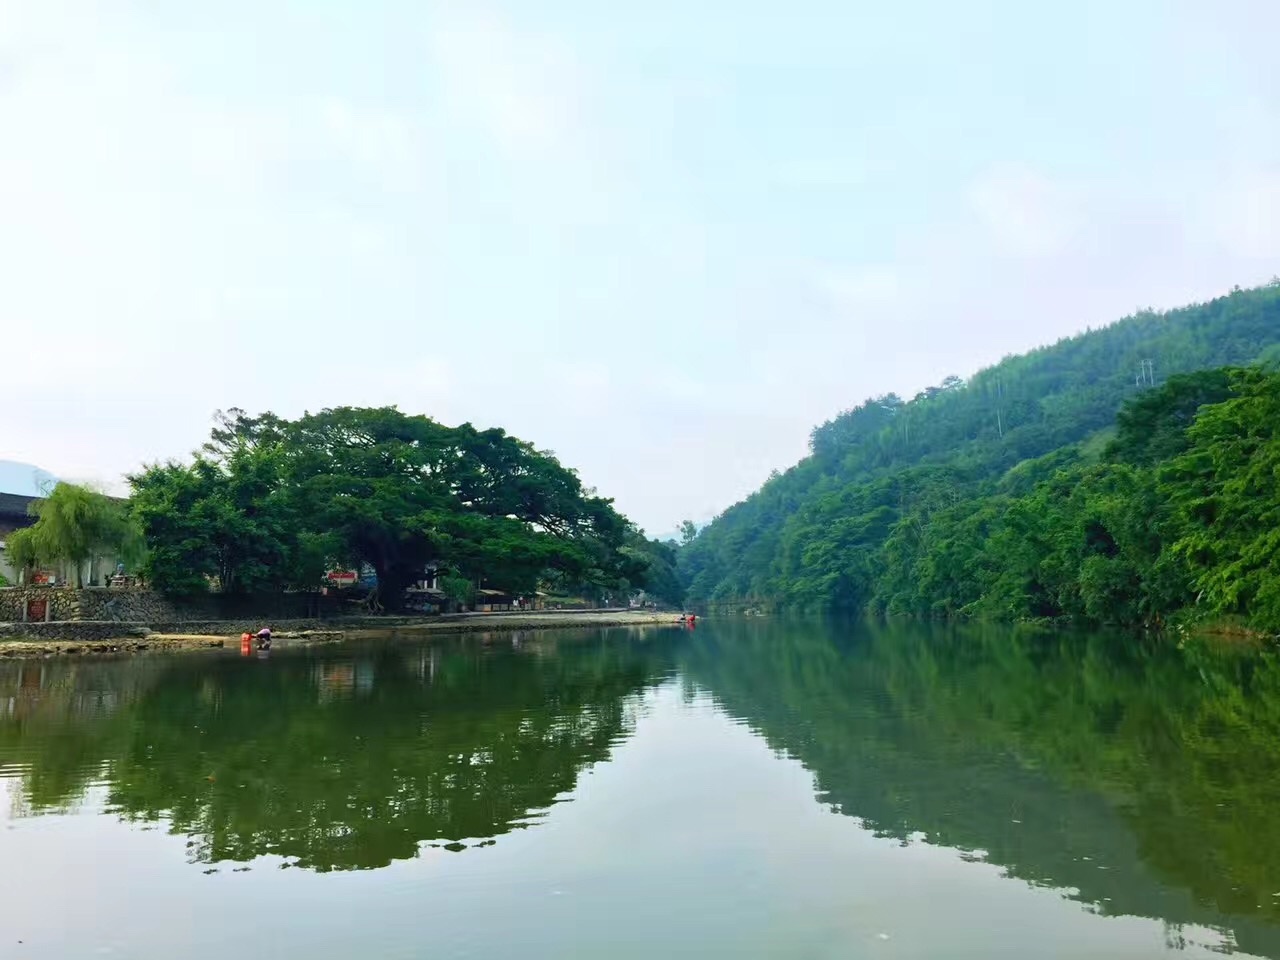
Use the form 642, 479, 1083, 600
0, 462, 126, 588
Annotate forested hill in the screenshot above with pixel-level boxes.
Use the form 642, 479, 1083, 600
680, 282, 1280, 619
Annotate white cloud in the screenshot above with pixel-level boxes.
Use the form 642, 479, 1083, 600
427, 9, 585, 158
0, 4, 448, 484
422, 5, 627, 233
1209, 174, 1280, 260
811, 265, 902, 311
967, 165, 1083, 257
318, 98, 429, 193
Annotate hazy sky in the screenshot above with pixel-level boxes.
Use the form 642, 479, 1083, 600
3, 1, 1278, 534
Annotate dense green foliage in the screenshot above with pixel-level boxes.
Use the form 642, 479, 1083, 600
681, 283, 1280, 629
131, 407, 680, 607
872, 368, 1280, 628
1163, 369, 1280, 627
5, 482, 144, 586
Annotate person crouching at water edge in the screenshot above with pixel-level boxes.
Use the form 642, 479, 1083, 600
241, 627, 273, 655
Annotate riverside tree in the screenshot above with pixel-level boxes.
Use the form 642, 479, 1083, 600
1161, 368, 1280, 630
131, 406, 672, 607
5, 483, 144, 587
129, 442, 316, 596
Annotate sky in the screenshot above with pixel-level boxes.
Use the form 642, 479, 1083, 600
2, 1, 1278, 535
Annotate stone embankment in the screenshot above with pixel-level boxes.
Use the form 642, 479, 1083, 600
0, 629, 346, 658
0, 587, 181, 623
0, 609, 681, 657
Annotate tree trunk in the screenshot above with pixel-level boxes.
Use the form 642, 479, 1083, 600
371, 556, 413, 614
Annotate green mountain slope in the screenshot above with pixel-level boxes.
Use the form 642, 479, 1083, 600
681, 282, 1280, 615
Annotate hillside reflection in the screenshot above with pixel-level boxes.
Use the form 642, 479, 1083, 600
682, 620, 1280, 957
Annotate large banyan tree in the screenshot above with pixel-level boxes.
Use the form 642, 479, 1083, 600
130, 406, 652, 606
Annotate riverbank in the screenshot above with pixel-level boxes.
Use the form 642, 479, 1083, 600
0, 634, 229, 657
0, 629, 346, 658
0, 610, 682, 657
349, 610, 681, 636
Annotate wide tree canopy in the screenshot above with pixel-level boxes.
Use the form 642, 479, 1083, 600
131, 406, 673, 607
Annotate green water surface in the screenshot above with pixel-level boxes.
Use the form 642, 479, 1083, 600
3, 620, 1280, 958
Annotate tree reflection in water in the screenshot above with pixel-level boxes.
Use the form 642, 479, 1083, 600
6, 620, 1280, 956
0, 628, 679, 871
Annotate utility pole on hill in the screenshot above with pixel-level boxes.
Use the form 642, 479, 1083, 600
1136, 359, 1155, 388
994, 374, 1005, 440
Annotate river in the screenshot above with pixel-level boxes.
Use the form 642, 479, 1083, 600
2, 620, 1280, 958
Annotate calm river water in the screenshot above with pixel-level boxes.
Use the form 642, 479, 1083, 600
3, 620, 1280, 958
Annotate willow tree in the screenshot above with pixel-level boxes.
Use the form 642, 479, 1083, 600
3, 526, 39, 584
8, 483, 143, 587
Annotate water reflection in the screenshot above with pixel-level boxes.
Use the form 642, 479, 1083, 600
680, 620, 1280, 957
5, 619, 1280, 955
0, 628, 680, 871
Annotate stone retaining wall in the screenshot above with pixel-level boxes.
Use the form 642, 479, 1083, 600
0, 618, 339, 642
0, 588, 344, 624
0, 587, 181, 622
0, 621, 153, 642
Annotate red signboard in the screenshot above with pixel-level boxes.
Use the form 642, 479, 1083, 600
30, 571, 56, 585
26, 598, 48, 622
325, 570, 359, 585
